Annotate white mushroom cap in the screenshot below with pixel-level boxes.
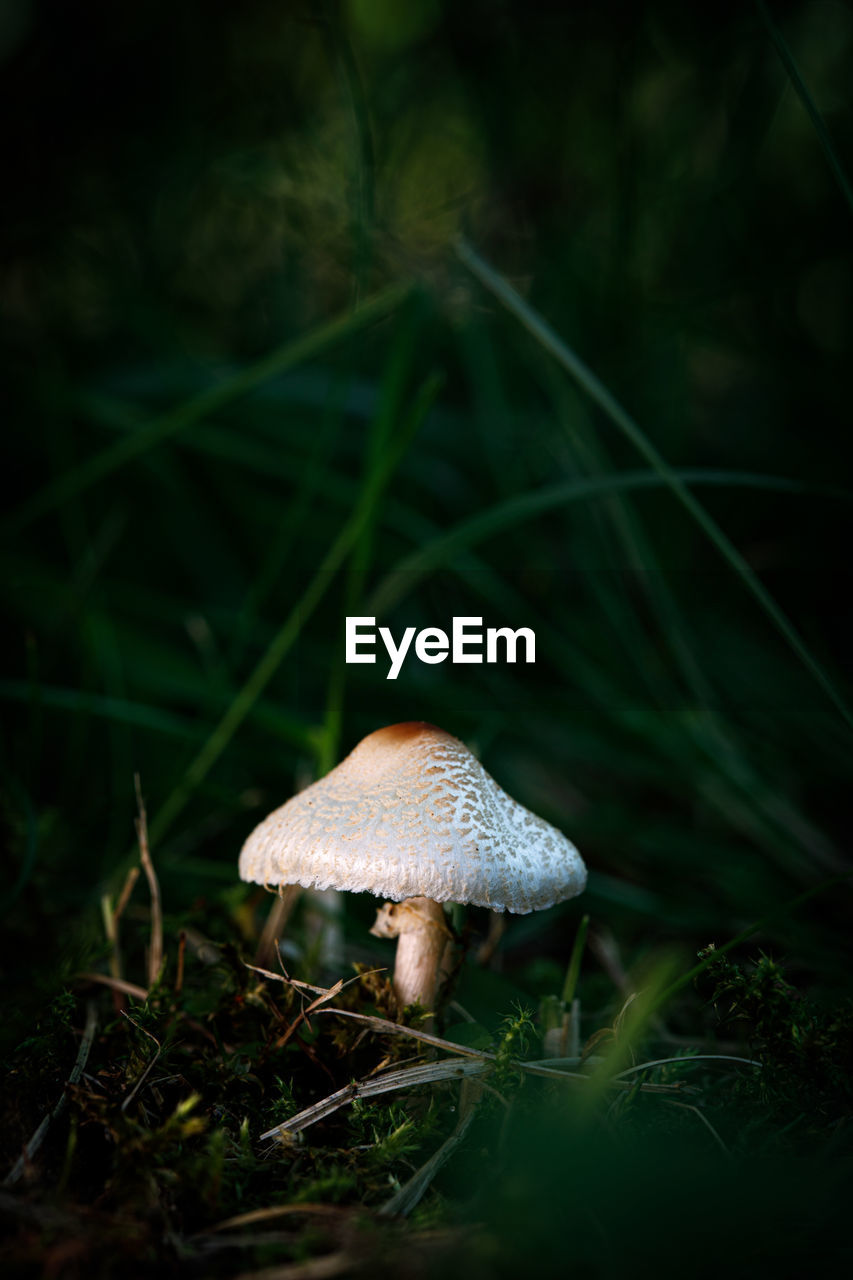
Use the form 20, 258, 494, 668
239, 722, 586, 914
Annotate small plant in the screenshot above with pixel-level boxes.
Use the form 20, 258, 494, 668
698, 945, 853, 1146
493, 1004, 535, 1090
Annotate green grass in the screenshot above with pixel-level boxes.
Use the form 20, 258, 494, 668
1, 1, 852, 1274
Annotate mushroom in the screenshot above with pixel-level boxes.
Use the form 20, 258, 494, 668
238, 721, 586, 1011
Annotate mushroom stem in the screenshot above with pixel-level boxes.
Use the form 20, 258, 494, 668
371, 897, 452, 1011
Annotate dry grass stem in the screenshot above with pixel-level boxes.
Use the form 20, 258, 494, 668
175, 930, 186, 995
310, 1006, 688, 1093
114, 864, 141, 925
312, 1007, 497, 1059
79, 972, 149, 1001
245, 967, 385, 1055
120, 1012, 162, 1113
244, 965, 385, 999
516, 1061, 678, 1091
134, 773, 163, 988
3, 1001, 97, 1186
257, 1001, 685, 1145
260, 1057, 487, 1141
208, 1204, 354, 1234
255, 886, 301, 970
666, 1100, 732, 1156
101, 866, 142, 1010
614, 1054, 762, 1080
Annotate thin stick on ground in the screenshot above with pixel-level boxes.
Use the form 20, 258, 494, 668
3, 1001, 98, 1186
260, 1058, 488, 1141
206, 1204, 355, 1234
101, 864, 141, 1011
666, 1100, 731, 1157
114, 864, 141, 927
175, 930, 187, 996
258, 1002, 687, 1144
134, 773, 163, 988
120, 1012, 162, 1113
79, 972, 149, 1001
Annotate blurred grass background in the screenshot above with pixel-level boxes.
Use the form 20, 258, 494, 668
0, 0, 852, 1226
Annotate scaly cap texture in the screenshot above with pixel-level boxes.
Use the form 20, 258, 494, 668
239, 722, 586, 913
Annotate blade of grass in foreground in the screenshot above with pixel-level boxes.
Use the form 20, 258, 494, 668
367, 467, 837, 616
755, 0, 853, 219
317, 297, 429, 777
3, 280, 412, 537
455, 237, 853, 733
149, 370, 444, 847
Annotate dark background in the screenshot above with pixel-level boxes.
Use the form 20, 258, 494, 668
0, 3, 851, 1267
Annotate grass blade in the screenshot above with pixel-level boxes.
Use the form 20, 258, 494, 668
755, 0, 853, 218
4, 280, 411, 536
368, 467, 838, 616
149, 371, 441, 845
318, 298, 428, 774
561, 913, 590, 1007
650, 871, 853, 1020
455, 237, 853, 732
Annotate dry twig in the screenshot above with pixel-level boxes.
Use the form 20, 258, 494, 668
134, 773, 163, 988
175, 929, 186, 996
260, 1057, 486, 1140
79, 972, 148, 1001
666, 1100, 731, 1156
120, 1012, 162, 1113
207, 1204, 354, 1234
